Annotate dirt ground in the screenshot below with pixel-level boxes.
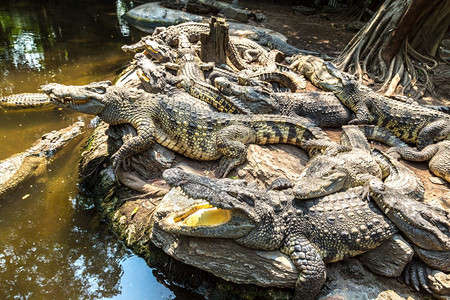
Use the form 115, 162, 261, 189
239, 0, 449, 204
241, 0, 354, 55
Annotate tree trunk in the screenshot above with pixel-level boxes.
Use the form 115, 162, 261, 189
335, 0, 450, 98
200, 16, 228, 66
380, 0, 434, 65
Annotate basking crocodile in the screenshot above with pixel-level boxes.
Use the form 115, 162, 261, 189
326, 63, 450, 149
156, 33, 254, 115
215, 76, 352, 127
388, 140, 450, 183
122, 22, 210, 51
41, 81, 335, 177
229, 35, 268, 64
134, 53, 168, 93
276, 125, 382, 199
158, 167, 398, 299
0, 93, 55, 110
353, 124, 450, 183
0, 121, 84, 198
165, 33, 213, 82
368, 149, 450, 292
255, 29, 322, 57
289, 55, 342, 91
368, 150, 449, 252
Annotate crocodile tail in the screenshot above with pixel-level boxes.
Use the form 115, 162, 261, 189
355, 125, 409, 148
250, 115, 328, 148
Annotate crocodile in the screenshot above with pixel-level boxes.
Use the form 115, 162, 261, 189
178, 78, 252, 114
165, 33, 213, 82
367, 149, 450, 291
130, 33, 250, 114
388, 140, 450, 183
368, 157, 449, 252
158, 33, 254, 115
158, 167, 398, 299
0, 121, 84, 198
134, 53, 168, 93
276, 125, 382, 199
214, 76, 352, 127
240, 69, 306, 92
255, 29, 322, 57
152, 22, 210, 46
40, 81, 335, 178
353, 124, 450, 183
229, 35, 268, 64
289, 55, 342, 91
235, 50, 306, 92
122, 22, 210, 51
325, 63, 450, 149
0, 93, 55, 110
227, 38, 260, 71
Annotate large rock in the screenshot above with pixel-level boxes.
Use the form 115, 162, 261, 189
234, 144, 308, 187
185, 0, 220, 14
121, 2, 204, 32
151, 188, 299, 287
121, 2, 287, 42
320, 259, 421, 299
358, 234, 414, 277
222, 4, 250, 23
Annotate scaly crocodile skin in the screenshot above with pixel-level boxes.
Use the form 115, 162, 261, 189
159, 168, 397, 300
41, 81, 333, 177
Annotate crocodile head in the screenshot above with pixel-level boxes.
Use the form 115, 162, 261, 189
293, 155, 349, 199
41, 81, 112, 115
214, 76, 277, 114
322, 61, 363, 102
158, 168, 288, 250
143, 37, 174, 62
289, 55, 342, 92
369, 178, 450, 251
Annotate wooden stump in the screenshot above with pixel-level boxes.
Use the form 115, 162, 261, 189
200, 16, 228, 65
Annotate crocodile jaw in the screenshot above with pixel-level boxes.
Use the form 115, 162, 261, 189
158, 188, 255, 238
41, 82, 107, 115
293, 172, 347, 199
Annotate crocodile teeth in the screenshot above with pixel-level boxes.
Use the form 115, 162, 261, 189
384, 208, 390, 214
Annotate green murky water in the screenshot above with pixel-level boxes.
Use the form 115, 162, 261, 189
0, 1, 198, 299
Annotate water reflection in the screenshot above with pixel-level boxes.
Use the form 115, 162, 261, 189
0, 0, 192, 299
12, 32, 45, 70
116, 0, 133, 37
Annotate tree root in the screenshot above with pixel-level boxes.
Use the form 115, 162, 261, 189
335, 0, 448, 98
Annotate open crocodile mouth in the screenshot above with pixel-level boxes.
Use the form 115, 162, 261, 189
159, 187, 254, 238
165, 187, 235, 227
172, 202, 233, 227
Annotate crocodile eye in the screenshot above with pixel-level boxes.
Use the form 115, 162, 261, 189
238, 194, 255, 206
227, 191, 238, 198
86, 87, 107, 94
321, 166, 336, 177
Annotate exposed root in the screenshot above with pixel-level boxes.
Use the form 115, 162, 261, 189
335, 0, 448, 98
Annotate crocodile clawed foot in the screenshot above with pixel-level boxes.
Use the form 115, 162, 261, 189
215, 160, 235, 178
402, 259, 433, 294
111, 153, 125, 185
